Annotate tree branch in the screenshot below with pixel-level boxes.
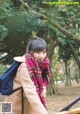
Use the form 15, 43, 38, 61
19, 0, 80, 40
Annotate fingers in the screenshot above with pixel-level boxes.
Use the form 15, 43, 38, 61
41, 86, 47, 97
41, 92, 46, 97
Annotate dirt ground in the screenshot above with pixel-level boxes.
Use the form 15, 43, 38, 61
0, 81, 80, 114
46, 81, 80, 114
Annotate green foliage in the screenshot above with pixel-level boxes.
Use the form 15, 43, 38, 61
0, 0, 46, 63
0, 64, 7, 75
57, 32, 67, 45
0, 0, 80, 64
3, 11, 45, 53
5, 11, 45, 33
0, 25, 8, 41
0, 0, 12, 21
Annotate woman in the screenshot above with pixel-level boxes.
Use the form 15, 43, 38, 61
4, 37, 51, 114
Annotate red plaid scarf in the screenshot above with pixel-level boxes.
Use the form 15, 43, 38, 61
25, 53, 51, 108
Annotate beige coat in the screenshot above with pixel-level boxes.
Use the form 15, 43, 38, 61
0, 58, 48, 114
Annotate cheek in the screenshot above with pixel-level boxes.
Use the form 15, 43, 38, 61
45, 53, 47, 56
44, 53, 47, 58
36, 55, 39, 58
34, 54, 39, 59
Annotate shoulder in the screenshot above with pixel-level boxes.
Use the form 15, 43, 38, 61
17, 62, 30, 80
20, 62, 26, 67
17, 63, 33, 84
18, 62, 27, 72
13, 55, 27, 71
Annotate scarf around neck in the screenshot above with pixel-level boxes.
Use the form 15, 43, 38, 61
25, 53, 51, 108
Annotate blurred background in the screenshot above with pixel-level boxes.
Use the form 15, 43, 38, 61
0, 0, 80, 113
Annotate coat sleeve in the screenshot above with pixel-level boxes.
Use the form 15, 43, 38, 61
18, 63, 48, 114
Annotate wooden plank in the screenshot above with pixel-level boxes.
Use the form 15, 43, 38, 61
56, 108, 80, 114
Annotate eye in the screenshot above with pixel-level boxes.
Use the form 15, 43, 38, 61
36, 51, 40, 54
43, 51, 46, 53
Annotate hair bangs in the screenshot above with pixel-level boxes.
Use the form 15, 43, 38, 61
33, 43, 47, 52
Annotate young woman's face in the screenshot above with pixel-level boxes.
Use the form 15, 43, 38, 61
33, 49, 47, 61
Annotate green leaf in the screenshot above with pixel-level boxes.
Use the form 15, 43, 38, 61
0, 25, 8, 41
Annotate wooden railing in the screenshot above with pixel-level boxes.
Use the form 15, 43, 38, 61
56, 108, 80, 114
56, 96, 80, 114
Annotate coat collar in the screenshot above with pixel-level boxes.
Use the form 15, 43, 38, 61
13, 55, 25, 62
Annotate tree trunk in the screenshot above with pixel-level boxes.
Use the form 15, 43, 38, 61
64, 61, 71, 86
69, 42, 80, 70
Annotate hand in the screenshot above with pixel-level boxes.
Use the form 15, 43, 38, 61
41, 86, 47, 97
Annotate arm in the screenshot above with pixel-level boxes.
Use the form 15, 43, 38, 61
19, 63, 48, 114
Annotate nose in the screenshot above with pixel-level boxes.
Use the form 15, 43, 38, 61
40, 53, 44, 59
